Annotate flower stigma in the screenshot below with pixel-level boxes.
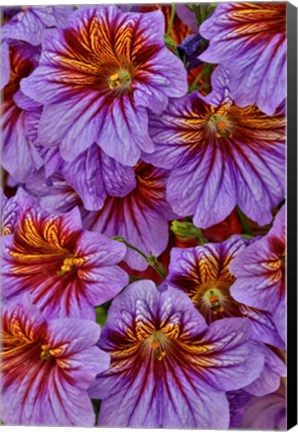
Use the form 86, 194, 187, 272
203, 288, 225, 314
108, 70, 132, 91
150, 331, 167, 361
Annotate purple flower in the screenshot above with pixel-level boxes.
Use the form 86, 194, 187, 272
199, 3, 286, 115
146, 92, 285, 228
177, 33, 208, 71
1, 6, 74, 46
21, 6, 188, 166
240, 381, 286, 430
243, 345, 286, 397
1, 187, 36, 235
40, 144, 136, 211
1, 295, 109, 426
2, 192, 128, 320
230, 206, 286, 342
25, 171, 84, 214
227, 390, 252, 428
167, 235, 284, 348
84, 162, 174, 271
89, 280, 265, 428
1, 40, 44, 182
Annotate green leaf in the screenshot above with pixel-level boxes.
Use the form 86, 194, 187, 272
95, 306, 107, 328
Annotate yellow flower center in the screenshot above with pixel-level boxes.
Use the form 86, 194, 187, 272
207, 104, 233, 138
40, 344, 62, 361
203, 288, 225, 314
57, 256, 85, 275
149, 331, 167, 361
108, 70, 132, 90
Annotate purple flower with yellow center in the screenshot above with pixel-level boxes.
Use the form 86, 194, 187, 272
146, 92, 285, 228
1, 6, 74, 46
84, 162, 174, 271
199, 2, 286, 115
2, 194, 128, 320
1, 40, 44, 182
230, 206, 286, 342
167, 235, 284, 349
89, 280, 264, 428
21, 5, 188, 166
1, 295, 109, 426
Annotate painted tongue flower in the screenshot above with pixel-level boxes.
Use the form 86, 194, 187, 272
84, 162, 174, 271
167, 235, 283, 349
230, 205, 286, 342
146, 91, 285, 228
1, 40, 43, 182
2, 192, 128, 319
21, 5, 188, 166
1, 295, 109, 426
89, 280, 264, 428
199, 2, 286, 115
1, 6, 74, 46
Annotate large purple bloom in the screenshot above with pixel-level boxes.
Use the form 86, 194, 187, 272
1, 40, 43, 182
84, 162, 174, 271
199, 2, 286, 115
230, 206, 286, 342
1, 295, 109, 426
2, 192, 128, 320
166, 235, 284, 349
90, 280, 264, 428
21, 5, 188, 166
146, 91, 285, 228
1, 6, 73, 46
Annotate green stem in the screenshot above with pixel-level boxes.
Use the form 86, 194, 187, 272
112, 236, 147, 259
166, 4, 176, 36
236, 207, 252, 235
188, 68, 206, 93
153, 261, 167, 279
111, 237, 167, 280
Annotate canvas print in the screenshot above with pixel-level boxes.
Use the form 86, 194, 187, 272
0, 2, 287, 429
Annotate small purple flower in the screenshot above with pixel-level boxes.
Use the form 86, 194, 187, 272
84, 162, 174, 271
1, 40, 44, 182
167, 235, 284, 348
199, 3, 286, 115
1, 295, 109, 426
177, 33, 207, 71
21, 6, 188, 166
146, 92, 285, 228
90, 280, 264, 428
230, 206, 286, 342
2, 191, 128, 320
1, 6, 74, 46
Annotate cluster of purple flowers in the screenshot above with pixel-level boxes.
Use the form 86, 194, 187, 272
1, 3, 286, 429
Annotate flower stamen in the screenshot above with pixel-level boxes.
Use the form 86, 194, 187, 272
108, 70, 132, 91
